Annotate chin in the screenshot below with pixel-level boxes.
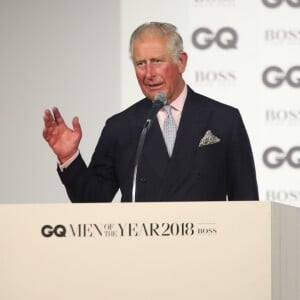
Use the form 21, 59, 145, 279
144, 93, 155, 100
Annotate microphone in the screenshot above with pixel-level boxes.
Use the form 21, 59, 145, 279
144, 93, 167, 128
132, 93, 167, 202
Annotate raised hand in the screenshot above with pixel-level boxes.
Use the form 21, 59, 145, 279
43, 107, 82, 164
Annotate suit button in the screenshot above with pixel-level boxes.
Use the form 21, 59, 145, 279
139, 177, 147, 183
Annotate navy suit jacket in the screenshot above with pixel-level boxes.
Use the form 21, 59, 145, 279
59, 87, 259, 202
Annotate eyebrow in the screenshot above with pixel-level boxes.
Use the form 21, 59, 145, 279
135, 57, 163, 64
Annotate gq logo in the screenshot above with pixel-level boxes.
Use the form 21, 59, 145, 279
262, 0, 300, 8
262, 66, 300, 88
191, 27, 238, 50
41, 224, 66, 237
263, 146, 300, 168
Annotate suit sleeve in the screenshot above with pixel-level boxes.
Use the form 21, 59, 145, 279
226, 109, 259, 200
57, 121, 119, 203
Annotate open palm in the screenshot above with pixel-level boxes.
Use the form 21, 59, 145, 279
43, 107, 82, 163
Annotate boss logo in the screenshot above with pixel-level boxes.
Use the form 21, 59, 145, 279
263, 146, 300, 168
265, 29, 300, 43
265, 110, 300, 122
262, 66, 300, 88
266, 190, 300, 202
41, 224, 67, 237
191, 27, 238, 50
195, 70, 236, 85
262, 0, 300, 8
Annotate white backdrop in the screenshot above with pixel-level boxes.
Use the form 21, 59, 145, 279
186, 0, 300, 207
0, 0, 120, 203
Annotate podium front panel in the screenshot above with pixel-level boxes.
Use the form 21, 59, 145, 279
0, 202, 273, 300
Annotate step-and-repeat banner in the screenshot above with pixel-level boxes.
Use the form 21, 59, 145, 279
187, 0, 300, 207
121, 0, 300, 206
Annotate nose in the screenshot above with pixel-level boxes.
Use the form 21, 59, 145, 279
145, 63, 155, 79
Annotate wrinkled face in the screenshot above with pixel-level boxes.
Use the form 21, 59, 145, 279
132, 34, 187, 103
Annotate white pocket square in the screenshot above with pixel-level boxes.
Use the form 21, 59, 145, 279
199, 130, 221, 147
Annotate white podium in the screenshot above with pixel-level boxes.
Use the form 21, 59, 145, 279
0, 201, 299, 300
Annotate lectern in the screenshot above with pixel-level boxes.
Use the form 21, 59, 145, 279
0, 201, 299, 300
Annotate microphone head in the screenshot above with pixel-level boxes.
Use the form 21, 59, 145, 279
145, 92, 167, 124
153, 93, 167, 106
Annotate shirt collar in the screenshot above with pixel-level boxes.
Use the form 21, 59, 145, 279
169, 84, 187, 112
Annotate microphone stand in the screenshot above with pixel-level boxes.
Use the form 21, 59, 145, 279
132, 119, 153, 202
132, 94, 166, 202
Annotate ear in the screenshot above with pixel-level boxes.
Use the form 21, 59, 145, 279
177, 52, 188, 74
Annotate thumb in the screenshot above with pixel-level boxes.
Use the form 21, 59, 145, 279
72, 116, 82, 135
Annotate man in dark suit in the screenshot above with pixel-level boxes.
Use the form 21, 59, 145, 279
43, 22, 259, 202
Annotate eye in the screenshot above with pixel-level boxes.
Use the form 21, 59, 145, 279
135, 61, 145, 67
153, 59, 162, 64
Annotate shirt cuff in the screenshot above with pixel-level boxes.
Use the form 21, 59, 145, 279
58, 150, 80, 172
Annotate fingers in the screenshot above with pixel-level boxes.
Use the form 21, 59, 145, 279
42, 107, 81, 141
43, 109, 54, 142
43, 108, 54, 127
42, 108, 63, 144
52, 106, 66, 126
43, 107, 68, 129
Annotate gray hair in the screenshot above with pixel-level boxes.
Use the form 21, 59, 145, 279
129, 22, 184, 62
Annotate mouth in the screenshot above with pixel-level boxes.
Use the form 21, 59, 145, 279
147, 82, 164, 91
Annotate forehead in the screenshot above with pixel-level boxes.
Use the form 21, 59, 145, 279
132, 35, 171, 60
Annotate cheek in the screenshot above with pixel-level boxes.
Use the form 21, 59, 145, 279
135, 70, 144, 82
165, 68, 180, 83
